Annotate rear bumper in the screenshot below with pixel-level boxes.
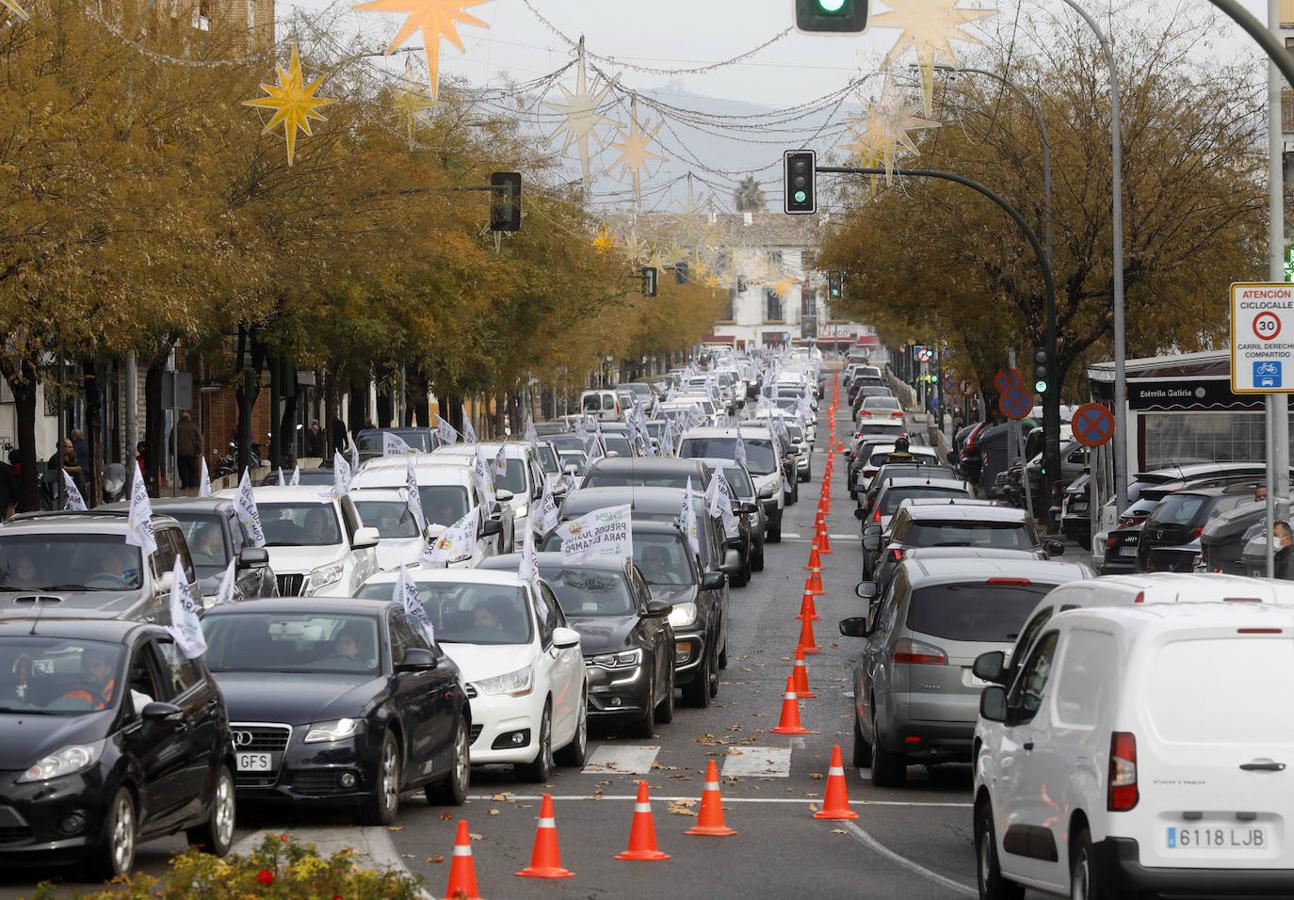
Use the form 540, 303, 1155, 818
877, 717, 974, 762
1092, 837, 1294, 896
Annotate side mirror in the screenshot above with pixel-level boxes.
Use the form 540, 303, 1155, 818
141, 700, 183, 723
564, 464, 579, 476
838, 616, 870, 638
719, 548, 742, 576
980, 685, 1008, 723
495, 489, 515, 503
737, 502, 758, 515
862, 529, 881, 553
552, 626, 582, 650
645, 599, 673, 618
352, 526, 380, 550
1042, 539, 1065, 557
854, 581, 877, 601
237, 547, 269, 569
480, 518, 503, 537
396, 647, 438, 672
701, 571, 726, 591
843, 449, 852, 457
854, 508, 865, 520
973, 650, 1007, 685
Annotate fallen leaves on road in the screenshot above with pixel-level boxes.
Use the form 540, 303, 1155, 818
387, 826, 404, 831
426, 855, 445, 864
696, 734, 718, 745
666, 800, 697, 816
488, 809, 500, 816
470, 833, 484, 840
809, 773, 824, 780
439, 812, 453, 821
491, 793, 511, 802
832, 829, 848, 835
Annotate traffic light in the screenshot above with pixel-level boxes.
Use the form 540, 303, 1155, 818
675, 261, 689, 285
641, 267, 658, 298
828, 271, 843, 299
489, 172, 521, 232
783, 150, 817, 215
1033, 346, 1050, 395
794, 0, 868, 32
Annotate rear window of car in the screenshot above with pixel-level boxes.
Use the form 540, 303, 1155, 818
906, 582, 1052, 642
1147, 494, 1208, 528
880, 485, 970, 516
1147, 637, 1294, 744
901, 521, 1036, 550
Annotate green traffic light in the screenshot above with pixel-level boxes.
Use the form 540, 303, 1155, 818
794, 190, 807, 203
1034, 379, 1047, 393
816, 0, 848, 11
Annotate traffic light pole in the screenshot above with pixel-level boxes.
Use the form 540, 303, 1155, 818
819, 165, 1060, 525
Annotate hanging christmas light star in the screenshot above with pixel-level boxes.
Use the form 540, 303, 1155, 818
705, 274, 720, 289
592, 227, 616, 252
0, 0, 30, 21
842, 74, 939, 184
242, 46, 336, 166
391, 55, 437, 150
870, 0, 995, 114
547, 46, 621, 191
353, 0, 489, 100
608, 98, 665, 207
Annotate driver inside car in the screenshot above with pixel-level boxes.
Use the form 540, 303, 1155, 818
63, 647, 117, 709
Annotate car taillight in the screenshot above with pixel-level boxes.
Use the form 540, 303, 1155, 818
1192, 527, 1203, 538
891, 411, 905, 418
1107, 732, 1138, 811
1133, 592, 1144, 604
874, 507, 882, 523
892, 638, 947, 665
890, 548, 903, 561
986, 577, 1032, 586
1106, 537, 1117, 550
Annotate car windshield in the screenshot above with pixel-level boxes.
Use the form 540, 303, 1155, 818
415, 486, 470, 527
353, 500, 421, 538
354, 582, 532, 645
583, 469, 694, 489
357, 431, 434, 452
722, 466, 754, 499
175, 514, 230, 572
903, 521, 1036, 550
632, 531, 695, 586
603, 436, 633, 457
495, 458, 527, 495
205, 613, 382, 675
869, 452, 934, 469
857, 423, 905, 438
547, 435, 588, 453
907, 583, 1052, 642
259, 502, 343, 547
679, 437, 776, 475
582, 395, 605, 412
540, 566, 635, 615
880, 486, 969, 516
536, 445, 560, 474
559, 453, 588, 475
0, 534, 143, 592
1147, 494, 1209, 528
0, 637, 126, 714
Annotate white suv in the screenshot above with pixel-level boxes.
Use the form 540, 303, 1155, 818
973, 601, 1294, 899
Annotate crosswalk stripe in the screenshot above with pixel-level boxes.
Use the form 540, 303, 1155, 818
582, 744, 660, 775
720, 745, 791, 778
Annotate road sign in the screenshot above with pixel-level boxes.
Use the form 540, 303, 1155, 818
999, 390, 1031, 420
1231, 282, 1294, 393
994, 369, 1024, 393
1071, 402, 1114, 448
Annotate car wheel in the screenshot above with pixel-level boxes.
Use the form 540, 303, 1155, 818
767, 511, 782, 543
655, 665, 674, 724
975, 801, 1024, 900
718, 639, 728, 669
708, 646, 720, 698
555, 695, 588, 767
752, 537, 765, 572
186, 765, 236, 856
1069, 828, 1109, 900
91, 787, 137, 880
851, 715, 872, 768
682, 647, 711, 708
730, 554, 750, 588
629, 683, 656, 738
516, 703, 554, 783
870, 743, 907, 788
427, 715, 470, 806
359, 730, 401, 825
799, 466, 810, 483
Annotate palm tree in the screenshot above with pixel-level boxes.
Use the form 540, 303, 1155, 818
733, 176, 765, 212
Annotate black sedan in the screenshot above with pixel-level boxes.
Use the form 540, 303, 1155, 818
148, 498, 278, 603
202, 597, 470, 825
0, 617, 236, 878
480, 553, 674, 736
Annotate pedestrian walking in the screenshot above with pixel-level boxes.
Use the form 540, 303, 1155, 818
71, 428, 91, 476
1274, 521, 1294, 581
171, 411, 203, 490
53, 438, 87, 504
304, 419, 325, 458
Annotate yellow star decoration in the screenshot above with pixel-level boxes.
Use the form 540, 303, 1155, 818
0, 0, 30, 21
842, 75, 939, 184
592, 228, 616, 252
242, 46, 336, 166
353, 0, 488, 100
871, 0, 995, 114
391, 56, 437, 150
608, 98, 665, 207
547, 53, 621, 191
774, 278, 795, 296
705, 274, 720, 290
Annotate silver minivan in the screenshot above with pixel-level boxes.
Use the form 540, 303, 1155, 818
840, 556, 1091, 787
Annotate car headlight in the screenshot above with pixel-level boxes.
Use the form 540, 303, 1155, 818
19, 741, 104, 782
515, 503, 529, 519
758, 483, 776, 499
668, 601, 698, 628
586, 649, 642, 668
308, 561, 345, 591
303, 717, 362, 744
475, 666, 534, 697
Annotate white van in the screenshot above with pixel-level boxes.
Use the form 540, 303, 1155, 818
973, 602, 1294, 899
579, 389, 621, 422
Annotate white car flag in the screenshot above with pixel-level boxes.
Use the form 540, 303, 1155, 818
63, 471, 87, 511
289, 465, 300, 487
556, 504, 633, 564
166, 557, 207, 659
524, 418, 539, 449
706, 470, 739, 539
234, 469, 266, 548
421, 507, 479, 568
405, 458, 426, 533
383, 432, 411, 456
125, 471, 157, 556
333, 450, 352, 496
436, 416, 458, 446
199, 457, 212, 497
462, 406, 477, 444
350, 443, 360, 479
679, 478, 700, 556
492, 444, 508, 478
734, 431, 748, 468
518, 525, 539, 587
535, 478, 559, 534
394, 565, 435, 645
277, 467, 286, 487
209, 558, 237, 608
474, 446, 496, 506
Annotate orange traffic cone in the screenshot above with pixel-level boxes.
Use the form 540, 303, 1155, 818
797, 613, 820, 654
685, 760, 737, 837
445, 820, 481, 899
796, 588, 820, 622
614, 781, 670, 861
806, 565, 825, 597
771, 673, 810, 735
814, 746, 859, 820
819, 528, 832, 555
792, 647, 816, 698
516, 794, 575, 879
805, 543, 821, 572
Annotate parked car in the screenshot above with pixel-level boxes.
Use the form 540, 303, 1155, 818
221, 487, 379, 596
973, 602, 1294, 899
480, 553, 674, 736
353, 569, 586, 782
0, 617, 236, 877
1136, 482, 1262, 574
677, 426, 787, 541
580, 457, 713, 491
0, 510, 200, 624
203, 597, 470, 823
1058, 470, 1093, 548
839, 556, 1092, 786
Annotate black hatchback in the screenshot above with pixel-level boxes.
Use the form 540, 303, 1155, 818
0, 617, 236, 879
1137, 483, 1263, 573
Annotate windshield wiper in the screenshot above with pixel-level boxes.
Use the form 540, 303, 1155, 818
0, 707, 56, 715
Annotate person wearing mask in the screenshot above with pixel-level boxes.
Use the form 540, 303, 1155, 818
1274, 521, 1294, 581
304, 419, 325, 459
171, 411, 203, 490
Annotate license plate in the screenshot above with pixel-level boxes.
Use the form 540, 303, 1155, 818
1118, 546, 1138, 557
1168, 826, 1268, 850
962, 669, 991, 688
237, 752, 273, 772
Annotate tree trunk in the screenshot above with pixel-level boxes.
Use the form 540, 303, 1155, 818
408, 369, 430, 426
144, 356, 166, 496
322, 370, 340, 456
0, 356, 41, 512
347, 377, 366, 433
84, 361, 102, 507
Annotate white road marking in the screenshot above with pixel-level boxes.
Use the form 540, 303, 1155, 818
465, 793, 970, 808
721, 745, 792, 778
828, 533, 854, 540
837, 820, 977, 897
582, 744, 660, 775
783, 532, 803, 539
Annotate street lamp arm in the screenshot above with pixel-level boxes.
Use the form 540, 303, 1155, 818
1206, 0, 1294, 87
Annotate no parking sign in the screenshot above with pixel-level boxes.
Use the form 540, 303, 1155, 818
1231, 283, 1294, 393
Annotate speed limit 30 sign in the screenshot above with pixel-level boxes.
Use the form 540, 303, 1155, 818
1231, 283, 1294, 394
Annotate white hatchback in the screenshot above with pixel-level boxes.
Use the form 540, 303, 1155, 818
356, 568, 588, 782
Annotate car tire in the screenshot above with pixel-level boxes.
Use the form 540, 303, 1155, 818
1069, 828, 1109, 900
709, 645, 720, 699
555, 695, 588, 767
752, 537, 765, 572
655, 666, 674, 724
799, 466, 810, 483
629, 685, 656, 739
359, 730, 401, 826
718, 640, 728, 669
870, 743, 907, 787
186, 765, 236, 856
682, 648, 711, 708
975, 801, 1024, 900
731, 554, 750, 588
427, 716, 470, 806
91, 787, 137, 880
852, 715, 872, 768
767, 511, 783, 543
516, 703, 554, 783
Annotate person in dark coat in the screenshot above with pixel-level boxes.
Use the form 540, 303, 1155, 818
71, 428, 91, 476
1275, 521, 1294, 581
0, 452, 17, 519
304, 419, 325, 458
331, 417, 348, 455
171, 411, 203, 490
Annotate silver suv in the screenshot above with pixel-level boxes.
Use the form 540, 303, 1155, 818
0, 510, 200, 623
839, 556, 1092, 787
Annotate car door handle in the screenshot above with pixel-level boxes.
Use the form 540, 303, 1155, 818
1240, 759, 1285, 772
1023, 741, 1034, 752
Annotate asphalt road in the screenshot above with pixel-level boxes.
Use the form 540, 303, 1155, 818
2, 403, 1000, 899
